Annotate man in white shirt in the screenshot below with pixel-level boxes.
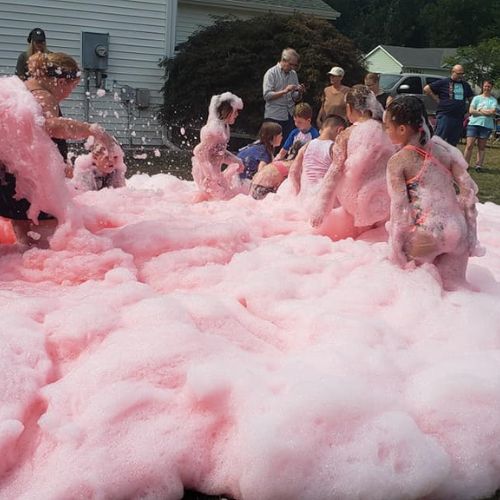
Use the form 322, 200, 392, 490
262, 48, 304, 144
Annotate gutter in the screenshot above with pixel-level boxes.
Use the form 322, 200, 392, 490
179, 0, 340, 20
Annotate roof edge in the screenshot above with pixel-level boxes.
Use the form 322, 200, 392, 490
180, 0, 340, 19
363, 45, 403, 67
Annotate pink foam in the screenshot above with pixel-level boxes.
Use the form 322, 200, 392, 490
0, 83, 499, 499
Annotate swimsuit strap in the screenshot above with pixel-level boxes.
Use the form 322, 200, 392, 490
404, 141, 452, 186
403, 144, 432, 185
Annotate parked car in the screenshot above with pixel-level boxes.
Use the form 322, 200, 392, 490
379, 73, 443, 116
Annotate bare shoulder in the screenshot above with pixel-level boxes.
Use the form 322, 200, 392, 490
387, 148, 412, 173
337, 127, 351, 144
26, 85, 58, 116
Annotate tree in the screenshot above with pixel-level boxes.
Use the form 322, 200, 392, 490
325, 0, 499, 51
327, 0, 430, 51
445, 38, 500, 87
158, 13, 365, 138
421, 0, 499, 47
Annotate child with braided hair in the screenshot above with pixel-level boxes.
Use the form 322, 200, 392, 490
384, 95, 481, 290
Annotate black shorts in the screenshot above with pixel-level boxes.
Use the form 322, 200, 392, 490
0, 167, 54, 221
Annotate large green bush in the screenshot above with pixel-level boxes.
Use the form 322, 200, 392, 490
158, 13, 365, 139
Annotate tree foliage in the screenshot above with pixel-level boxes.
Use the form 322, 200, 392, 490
325, 0, 499, 51
158, 14, 365, 137
445, 38, 500, 87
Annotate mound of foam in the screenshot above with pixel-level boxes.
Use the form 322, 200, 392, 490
0, 171, 497, 499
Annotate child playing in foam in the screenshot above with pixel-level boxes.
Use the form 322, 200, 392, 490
72, 141, 126, 192
191, 92, 245, 201
384, 96, 480, 290
238, 122, 282, 181
249, 140, 303, 200
289, 114, 347, 195
276, 102, 319, 160
310, 85, 394, 240
0, 52, 118, 247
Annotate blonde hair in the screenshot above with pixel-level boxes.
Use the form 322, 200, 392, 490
27, 40, 48, 58
293, 102, 312, 120
28, 52, 80, 80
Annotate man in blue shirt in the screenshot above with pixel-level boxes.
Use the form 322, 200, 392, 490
423, 65, 473, 146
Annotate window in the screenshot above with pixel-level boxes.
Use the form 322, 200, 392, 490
397, 77, 423, 94
379, 74, 401, 91
425, 77, 442, 86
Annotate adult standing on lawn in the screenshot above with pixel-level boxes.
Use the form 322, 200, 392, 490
423, 65, 473, 147
16, 28, 49, 81
263, 48, 305, 144
463, 80, 498, 172
317, 66, 350, 127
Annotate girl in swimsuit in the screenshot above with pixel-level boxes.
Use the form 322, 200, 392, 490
191, 92, 245, 202
384, 96, 480, 290
310, 85, 394, 240
1, 52, 119, 247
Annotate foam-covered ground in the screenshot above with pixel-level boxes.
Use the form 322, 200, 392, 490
0, 174, 499, 500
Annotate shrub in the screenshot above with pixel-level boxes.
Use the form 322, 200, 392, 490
158, 13, 365, 139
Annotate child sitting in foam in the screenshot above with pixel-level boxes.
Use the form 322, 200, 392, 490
289, 114, 347, 195
276, 102, 319, 160
238, 122, 282, 181
191, 92, 244, 201
72, 140, 126, 191
384, 95, 481, 290
310, 85, 394, 241
249, 141, 303, 200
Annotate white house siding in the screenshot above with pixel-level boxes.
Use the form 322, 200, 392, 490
364, 48, 402, 74
0, 0, 175, 146
176, 4, 255, 47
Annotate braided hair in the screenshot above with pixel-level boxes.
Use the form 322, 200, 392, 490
386, 96, 433, 146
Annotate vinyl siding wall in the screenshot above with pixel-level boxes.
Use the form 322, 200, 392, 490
364, 49, 402, 75
0, 0, 175, 146
176, 4, 255, 47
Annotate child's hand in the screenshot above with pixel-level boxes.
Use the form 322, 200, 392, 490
310, 211, 324, 228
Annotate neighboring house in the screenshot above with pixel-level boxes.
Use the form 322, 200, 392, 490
364, 45, 457, 77
0, 0, 339, 147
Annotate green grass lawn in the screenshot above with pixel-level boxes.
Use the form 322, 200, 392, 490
459, 141, 500, 204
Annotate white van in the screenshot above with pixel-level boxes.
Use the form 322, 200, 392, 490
380, 73, 444, 115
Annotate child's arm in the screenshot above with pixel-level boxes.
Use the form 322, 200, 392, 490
289, 143, 307, 194
257, 160, 267, 171
310, 131, 348, 227
276, 130, 296, 160
275, 147, 288, 160
223, 149, 244, 172
450, 152, 479, 255
386, 153, 412, 267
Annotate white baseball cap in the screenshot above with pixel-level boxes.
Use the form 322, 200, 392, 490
327, 66, 345, 77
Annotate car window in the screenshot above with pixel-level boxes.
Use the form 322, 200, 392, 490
425, 77, 442, 85
397, 76, 423, 94
379, 74, 401, 91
